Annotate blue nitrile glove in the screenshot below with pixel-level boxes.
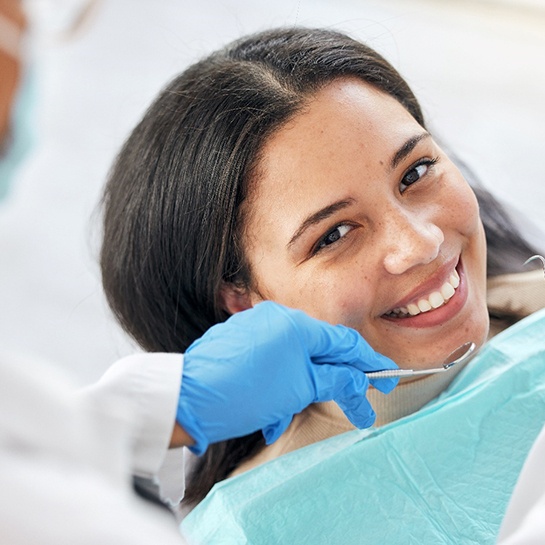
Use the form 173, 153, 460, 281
176, 301, 399, 455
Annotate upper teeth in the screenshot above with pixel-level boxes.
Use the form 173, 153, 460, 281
388, 269, 460, 318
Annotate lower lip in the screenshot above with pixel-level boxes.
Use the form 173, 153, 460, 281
381, 263, 469, 329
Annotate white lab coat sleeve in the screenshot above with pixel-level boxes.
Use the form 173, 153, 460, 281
80, 352, 185, 505
497, 425, 545, 544
1, 351, 187, 545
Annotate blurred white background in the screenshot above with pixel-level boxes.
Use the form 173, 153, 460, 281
1, 0, 543, 384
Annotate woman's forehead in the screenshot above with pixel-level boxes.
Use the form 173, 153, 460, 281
253, 78, 422, 198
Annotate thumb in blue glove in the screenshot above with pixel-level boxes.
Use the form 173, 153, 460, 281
177, 301, 398, 455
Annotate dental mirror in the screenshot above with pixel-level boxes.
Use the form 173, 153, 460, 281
366, 341, 477, 379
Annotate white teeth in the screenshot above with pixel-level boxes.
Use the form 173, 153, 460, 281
440, 282, 455, 300
417, 299, 432, 312
387, 268, 460, 318
428, 291, 444, 309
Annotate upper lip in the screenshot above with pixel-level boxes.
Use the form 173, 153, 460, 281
381, 257, 460, 315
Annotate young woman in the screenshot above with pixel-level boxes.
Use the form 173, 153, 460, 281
100, 27, 544, 508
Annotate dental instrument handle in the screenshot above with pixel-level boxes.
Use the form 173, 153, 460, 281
366, 341, 476, 380
366, 367, 448, 379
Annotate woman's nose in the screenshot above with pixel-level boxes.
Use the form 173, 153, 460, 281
382, 211, 444, 275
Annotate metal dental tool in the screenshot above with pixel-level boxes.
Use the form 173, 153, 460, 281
365, 341, 476, 379
524, 255, 545, 277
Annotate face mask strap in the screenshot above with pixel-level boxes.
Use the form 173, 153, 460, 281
0, 13, 23, 60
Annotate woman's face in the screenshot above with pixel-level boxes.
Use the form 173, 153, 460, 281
241, 78, 489, 369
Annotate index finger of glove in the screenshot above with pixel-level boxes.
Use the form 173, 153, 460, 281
311, 363, 375, 428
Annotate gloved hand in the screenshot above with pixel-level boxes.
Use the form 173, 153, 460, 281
176, 301, 398, 455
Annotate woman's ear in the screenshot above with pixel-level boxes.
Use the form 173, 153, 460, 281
219, 282, 254, 315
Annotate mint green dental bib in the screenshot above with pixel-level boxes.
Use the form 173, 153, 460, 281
182, 309, 545, 545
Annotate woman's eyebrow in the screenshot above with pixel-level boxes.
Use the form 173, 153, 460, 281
288, 198, 355, 248
390, 132, 431, 170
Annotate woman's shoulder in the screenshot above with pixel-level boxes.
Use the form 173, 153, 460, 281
487, 269, 545, 337
488, 269, 545, 316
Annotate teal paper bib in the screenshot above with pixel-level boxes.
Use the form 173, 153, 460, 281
182, 309, 545, 545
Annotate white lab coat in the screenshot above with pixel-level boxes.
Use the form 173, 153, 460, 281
0, 350, 186, 544
79, 352, 187, 508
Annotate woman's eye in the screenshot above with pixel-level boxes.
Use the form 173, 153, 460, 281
315, 224, 353, 253
400, 157, 439, 193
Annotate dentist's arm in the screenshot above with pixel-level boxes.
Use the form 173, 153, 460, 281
82, 302, 398, 505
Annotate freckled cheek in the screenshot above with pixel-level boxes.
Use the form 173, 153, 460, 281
441, 181, 481, 237
459, 205, 481, 240
297, 271, 375, 330
445, 184, 487, 291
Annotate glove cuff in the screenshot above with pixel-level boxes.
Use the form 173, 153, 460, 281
176, 398, 209, 456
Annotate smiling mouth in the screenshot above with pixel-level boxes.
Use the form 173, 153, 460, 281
384, 268, 460, 319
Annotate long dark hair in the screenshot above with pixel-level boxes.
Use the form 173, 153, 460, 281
100, 27, 540, 506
